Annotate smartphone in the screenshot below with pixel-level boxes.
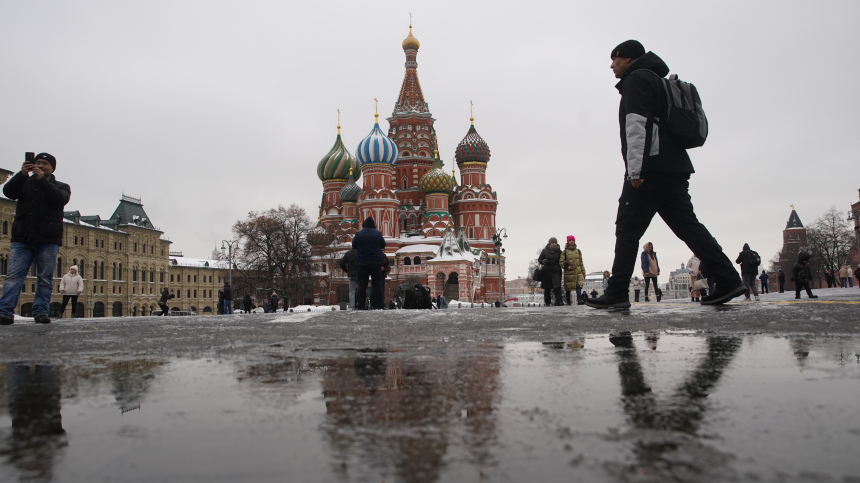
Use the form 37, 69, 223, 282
25, 152, 34, 163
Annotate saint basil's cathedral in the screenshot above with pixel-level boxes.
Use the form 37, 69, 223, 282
307, 26, 504, 305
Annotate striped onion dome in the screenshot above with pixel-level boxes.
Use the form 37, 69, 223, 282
339, 168, 361, 203
454, 119, 491, 165
355, 114, 398, 166
317, 127, 359, 182
307, 222, 335, 247
419, 158, 456, 195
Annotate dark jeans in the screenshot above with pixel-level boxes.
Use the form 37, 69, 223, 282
159, 303, 169, 315
607, 175, 741, 296
60, 295, 78, 317
779, 280, 785, 293
643, 276, 657, 299
795, 282, 814, 298
760, 280, 769, 294
356, 264, 384, 310
742, 272, 759, 297
634, 289, 640, 302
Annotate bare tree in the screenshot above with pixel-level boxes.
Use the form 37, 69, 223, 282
526, 248, 543, 289
232, 204, 315, 306
807, 206, 854, 281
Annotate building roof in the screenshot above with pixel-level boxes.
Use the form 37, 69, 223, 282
109, 195, 157, 230
169, 256, 229, 269
786, 208, 804, 229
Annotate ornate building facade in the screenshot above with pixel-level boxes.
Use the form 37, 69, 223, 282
309, 27, 504, 305
0, 189, 228, 318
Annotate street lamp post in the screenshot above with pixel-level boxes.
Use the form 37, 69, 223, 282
848, 209, 860, 267
491, 228, 508, 305
221, 239, 238, 286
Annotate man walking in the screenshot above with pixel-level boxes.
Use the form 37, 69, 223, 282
338, 248, 358, 309
0, 153, 71, 325
736, 243, 761, 302
222, 281, 233, 314
352, 217, 386, 310
587, 41, 744, 309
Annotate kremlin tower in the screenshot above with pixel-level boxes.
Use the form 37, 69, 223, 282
309, 25, 503, 305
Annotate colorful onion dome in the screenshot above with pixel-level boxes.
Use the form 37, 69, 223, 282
402, 25, 420, 50
339, 168, 361, 203
454, 118, 491, 165
317, 126, 359, 182
356, 114, 398, 166
307, 221, 335, 247
419, 157, 456, 195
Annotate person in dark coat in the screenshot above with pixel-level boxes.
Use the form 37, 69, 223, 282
338, 248, 358, 309
791, 252, 818, 299
759, 270, 770, 294
270, 293, 279, 313
538, 237, 563, 306
159, 288, 174, 316
352, 217, 386, 310
0, 153, 71, 325
243, 293, 252, 313
778, 269, 786, 293
735, 243, 761, 301
587, 40, 745, 309
217, 290, 224, 314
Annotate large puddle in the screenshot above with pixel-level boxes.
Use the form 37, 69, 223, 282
1, 333, 859, 482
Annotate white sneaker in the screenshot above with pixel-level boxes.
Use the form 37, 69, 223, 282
755, 295, 760, 301
744, 297, 752, 303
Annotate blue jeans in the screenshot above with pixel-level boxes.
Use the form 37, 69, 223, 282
0, 242, 59, 318
223, 299, 233, 314
348, 276, 357, 308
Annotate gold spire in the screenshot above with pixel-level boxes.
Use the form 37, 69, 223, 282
337, 109, 341, 135
348, 166, 353, 176
791, 204, 795, 210
373, 98, 379, 122
470, 100, 475, 125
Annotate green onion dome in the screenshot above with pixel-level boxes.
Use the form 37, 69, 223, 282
317, 126, 359, 182
454, 119, 491, 165
307, 222, 335, 247
419, 157, 456, 195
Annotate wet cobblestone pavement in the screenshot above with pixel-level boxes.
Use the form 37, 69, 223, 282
1, 288, 859, 482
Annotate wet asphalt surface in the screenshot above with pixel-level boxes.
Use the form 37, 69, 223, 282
1, 288, 859, 482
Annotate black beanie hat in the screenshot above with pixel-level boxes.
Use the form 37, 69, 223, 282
611, 40, 645, 60
362, 217, 376, 229
35, 152, 56, 171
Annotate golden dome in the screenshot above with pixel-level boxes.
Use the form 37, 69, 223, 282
402, 26, 420, 50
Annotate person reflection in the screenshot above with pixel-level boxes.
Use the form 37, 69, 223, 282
0, 364, 67, 481
609, 335, 742, 473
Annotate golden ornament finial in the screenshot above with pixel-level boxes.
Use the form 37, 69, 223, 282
791, 204, 795, 210
349, 166, 353, 176
470, 100, 474, 125
373, 98, 379, 121
337, 109, 341, 135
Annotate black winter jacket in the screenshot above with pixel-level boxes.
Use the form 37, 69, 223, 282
735, 244, 760, 275
222, 284, 232, 300
538, 246, 562, 289
616, 52, 694, 180
352, 228, 385, 265
338, 249, 358, 276
3, 171, 71, 245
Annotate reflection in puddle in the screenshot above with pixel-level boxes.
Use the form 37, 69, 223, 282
0, 334, 858, 482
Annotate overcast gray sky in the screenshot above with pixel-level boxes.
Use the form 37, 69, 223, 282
2, 1, 858, 279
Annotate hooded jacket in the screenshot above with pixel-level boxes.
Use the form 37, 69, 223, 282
338, 248, 358, 277
352, 217, 386, 266
616, 52, 694, 180
59, 266, 84, 295
640, 249, 660, 275
735, 243, 760, 275
792, 252, 812, 283
560, 242, 586, 291
3, 171, 71, 245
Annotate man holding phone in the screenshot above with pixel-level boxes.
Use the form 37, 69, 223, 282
0, 152, 71, 325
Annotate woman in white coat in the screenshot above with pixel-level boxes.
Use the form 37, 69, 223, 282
59, 265, 83, 318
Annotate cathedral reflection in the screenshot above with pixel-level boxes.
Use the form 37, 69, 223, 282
318, 344, 503, 483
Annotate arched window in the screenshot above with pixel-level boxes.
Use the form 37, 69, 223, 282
118, 263, 123, 280
99, 262, 104, 280
404, 258, 412, 266
112, 263, 117, 280
93, 261, 98, 279
402, 176, 408, 189
413, 256, 421, 265
1, 221, 7, 235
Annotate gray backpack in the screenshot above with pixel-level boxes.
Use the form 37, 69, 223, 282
648, 71, 709, 149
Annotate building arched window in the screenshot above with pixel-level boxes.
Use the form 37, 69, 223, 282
112, 263, 117, 281
404, 258, 412, 266
99, 262, 104, 280
2, 221, 7, 235
56, 258, 63, 277
118, 263, 123, 280
413, 256, 421, 265
93, 261, 98, 279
